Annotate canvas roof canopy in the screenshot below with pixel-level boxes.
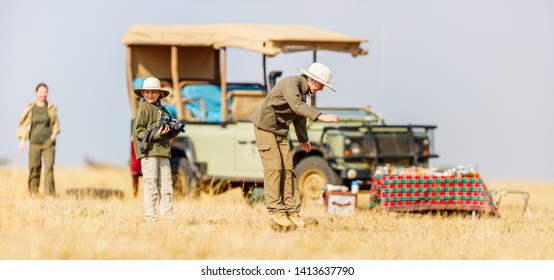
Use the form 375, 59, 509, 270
122, 24, 368, 57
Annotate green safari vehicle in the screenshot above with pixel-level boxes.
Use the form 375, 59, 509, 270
122, 24, 438, 201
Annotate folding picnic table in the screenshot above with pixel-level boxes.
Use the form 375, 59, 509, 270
369, 174, 499, 216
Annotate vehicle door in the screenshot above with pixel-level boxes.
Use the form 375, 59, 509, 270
234, 122, 263, 175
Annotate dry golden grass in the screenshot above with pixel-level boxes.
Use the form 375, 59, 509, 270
1, 167, 553, 260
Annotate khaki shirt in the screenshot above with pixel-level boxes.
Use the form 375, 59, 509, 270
17, 101, 60, 140
251, 75, 321, 143
133, 100, 179, 160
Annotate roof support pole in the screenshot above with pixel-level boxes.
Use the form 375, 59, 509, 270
126, 46, 138, 119
263, 55, 267, 92
311, 50, 317, 106
220, 47, 228, 122
171, 46, 185, 120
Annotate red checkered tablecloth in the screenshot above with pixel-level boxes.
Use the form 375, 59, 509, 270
370, 175, 498, 215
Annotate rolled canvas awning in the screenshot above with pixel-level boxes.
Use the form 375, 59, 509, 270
122, 24, 368, 57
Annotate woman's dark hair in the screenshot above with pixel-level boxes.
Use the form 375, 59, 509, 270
35, 83, 48, 92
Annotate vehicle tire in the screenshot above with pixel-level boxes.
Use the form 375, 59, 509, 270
173, 157, 200, 198
294, 156, 342, 203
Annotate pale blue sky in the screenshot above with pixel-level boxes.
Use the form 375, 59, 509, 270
1, 0, 553, 181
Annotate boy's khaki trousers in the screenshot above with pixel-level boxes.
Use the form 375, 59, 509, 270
141, 156, 174, 221
253, 126, 301, 215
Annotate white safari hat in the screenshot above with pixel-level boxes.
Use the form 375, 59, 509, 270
298, 62, 335, 92
134, 77, 170, 98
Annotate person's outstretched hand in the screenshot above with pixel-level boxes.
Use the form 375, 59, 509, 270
317, 114, 339, 123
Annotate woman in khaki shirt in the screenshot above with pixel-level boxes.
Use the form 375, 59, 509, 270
17, 83, 60, 196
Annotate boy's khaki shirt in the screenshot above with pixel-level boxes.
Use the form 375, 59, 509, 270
251, 75, 321, 143
133, 100, 179, 160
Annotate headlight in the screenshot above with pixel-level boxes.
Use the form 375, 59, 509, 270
347, 169, 357, 179
350, 142, 361, 155
344, 138, 363, 157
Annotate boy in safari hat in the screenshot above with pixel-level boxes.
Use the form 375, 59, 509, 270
133, 77, 181, 221
251, 62, 340, 229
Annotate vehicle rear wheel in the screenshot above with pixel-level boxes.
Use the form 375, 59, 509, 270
172, 157, 200, 198
294, 156, 341, 203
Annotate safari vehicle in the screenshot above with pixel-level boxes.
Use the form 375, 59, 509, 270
122, 24, 438, 201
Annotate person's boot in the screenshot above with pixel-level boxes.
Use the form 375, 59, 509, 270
287, 213, 306, 227
269, 212, 292, 227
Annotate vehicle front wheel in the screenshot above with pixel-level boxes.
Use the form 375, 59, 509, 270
294, 156, 342, 203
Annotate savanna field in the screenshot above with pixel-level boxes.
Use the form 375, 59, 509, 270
1, 167, 553, 260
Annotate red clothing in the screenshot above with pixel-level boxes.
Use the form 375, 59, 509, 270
131, 140, 142, 176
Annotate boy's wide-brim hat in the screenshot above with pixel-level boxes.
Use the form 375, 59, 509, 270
134, 77, 170, 98
298, 62, 335, 92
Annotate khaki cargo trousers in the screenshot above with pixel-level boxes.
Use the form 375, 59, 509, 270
141, 156, 175, 221
28, 140, 56, 196
254, 126, 301, 215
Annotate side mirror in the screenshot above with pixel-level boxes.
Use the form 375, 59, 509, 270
268, 71, 283, 90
